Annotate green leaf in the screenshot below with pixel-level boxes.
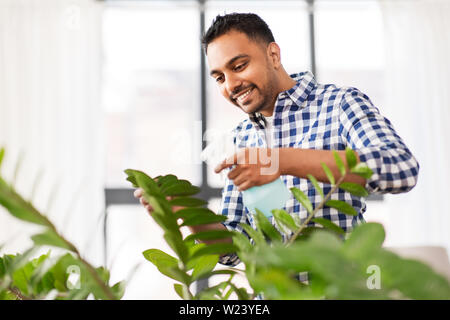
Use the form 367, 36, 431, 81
325, 200, 358, 216
294, 226, 322, 242
142, 249, 190, 284
28, 253, 58, 289
163, 180, 200, 197
345, 148, 358, 170
0, 290, 16, 300
248, 267, 319, 300
133, 170, 163, 198
191, 254, 219, 281
31, 230, 76, 252
150, 210, 179, 235
0, 188, 52, 227
333, 150, 346, 176
180, 214, 226, 227
321, 162, 335, 185
124, 169, 139, 188
0, 147, 5, 170
374, 250, 450, 300
184, 230, 233, 243
157, 174, 178, 189
272, 209, 298, 233
142, 249, 179, 269
195, 283, 223, 300
175, 207, 216, 219
228, 283, 250, 300
190, 243, 238, 260
12, 151, 24, 187
307, 174, 324, 199
169, 197, 207, 207
311, 217, 345, 235
240, 223, 265, 246
290, 187, 313, 214
163, 233, 189, 265
110, 281, 126, 300
342, 222, 385, 260
254, 209, 282, 242
339, 182, 369, 197
350, 163, 373, 179
231, 232, 253, 254
173, 283, 184, 299
125, 177, 138, 188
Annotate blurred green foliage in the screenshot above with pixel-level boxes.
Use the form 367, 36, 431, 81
125, 147, 450, 300
0, 147, 124, 300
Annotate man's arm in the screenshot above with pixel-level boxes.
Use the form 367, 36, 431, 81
215, 89, 419, 194
279, 148, 366, 187
215, 147, 366, 192
339, 88, 419, 194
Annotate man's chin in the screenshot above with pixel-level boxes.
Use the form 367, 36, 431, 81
240, 104, 258, 114
242, 102, 268, 115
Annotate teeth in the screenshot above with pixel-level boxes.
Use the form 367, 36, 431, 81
237, 88, 252, 102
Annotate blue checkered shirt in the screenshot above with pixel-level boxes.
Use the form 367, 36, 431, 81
218, 71, 420, 269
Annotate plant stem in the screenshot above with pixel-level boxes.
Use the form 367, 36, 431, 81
76, 255, 117, 300
287, 174, 346, 246
3, 179, 117, 300
9, 286, 30, 300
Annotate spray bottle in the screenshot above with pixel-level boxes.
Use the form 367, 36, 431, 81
201, 131, 290, 218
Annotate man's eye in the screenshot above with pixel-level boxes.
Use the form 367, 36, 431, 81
215, 76, 224, 83
234, 62, 247, 71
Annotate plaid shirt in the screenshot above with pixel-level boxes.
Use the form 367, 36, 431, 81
218, 71, 419, 267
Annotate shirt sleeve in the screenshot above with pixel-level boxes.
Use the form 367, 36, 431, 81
339, 88, 420, 194
217, 174, 251, 266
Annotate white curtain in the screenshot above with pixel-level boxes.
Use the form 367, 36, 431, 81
379, 0, 450, 253
0, 0, 104, 264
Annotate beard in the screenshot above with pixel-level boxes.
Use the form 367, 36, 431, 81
231, 78, 277, 115
251, 83, 275, 114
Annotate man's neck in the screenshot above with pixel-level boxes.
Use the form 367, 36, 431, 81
260, 71, 297, 117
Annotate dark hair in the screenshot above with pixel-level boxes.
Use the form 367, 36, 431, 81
201, 13, 275, 54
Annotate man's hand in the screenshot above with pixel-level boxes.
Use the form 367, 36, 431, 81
214, 147, 281, 191
133, 188, 184, 215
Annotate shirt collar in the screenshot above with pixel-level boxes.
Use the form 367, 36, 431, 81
279, 71, 316, 109
249, 71, 317, 128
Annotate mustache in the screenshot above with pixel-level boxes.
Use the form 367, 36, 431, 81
230, 85, 255, 101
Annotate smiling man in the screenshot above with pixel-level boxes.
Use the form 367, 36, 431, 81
200, 13, 419, 268
135, 12, 420, 275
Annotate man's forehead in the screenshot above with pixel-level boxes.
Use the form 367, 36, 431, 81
206, 31, 262, 70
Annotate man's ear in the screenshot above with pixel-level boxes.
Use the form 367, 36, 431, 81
266, 42, 282, 69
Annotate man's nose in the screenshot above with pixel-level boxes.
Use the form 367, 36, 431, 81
225, 74, 243, 97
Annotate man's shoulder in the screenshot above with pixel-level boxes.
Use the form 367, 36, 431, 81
312, 81, 362, 100
309, 77, 369, 100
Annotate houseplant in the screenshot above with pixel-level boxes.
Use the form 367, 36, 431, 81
124, 148, 450, 300
0, 147, 124, 300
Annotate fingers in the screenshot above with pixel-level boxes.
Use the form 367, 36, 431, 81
133, 188, 183, 214
227, 166, 242, 180
232, 173, 247, 187
139, 196, 148, 206
133, 188, 142, 198
134, 188, 154, 212
215, 153, 237, 174
237, 180, 252, 192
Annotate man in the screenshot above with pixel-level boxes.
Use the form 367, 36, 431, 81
135, 13, 419, 269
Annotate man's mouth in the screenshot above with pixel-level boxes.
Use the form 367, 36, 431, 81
234, 87, 254, 104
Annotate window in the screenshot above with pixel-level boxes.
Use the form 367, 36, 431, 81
102, 2, 201, 188
315, 0, 385, 108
